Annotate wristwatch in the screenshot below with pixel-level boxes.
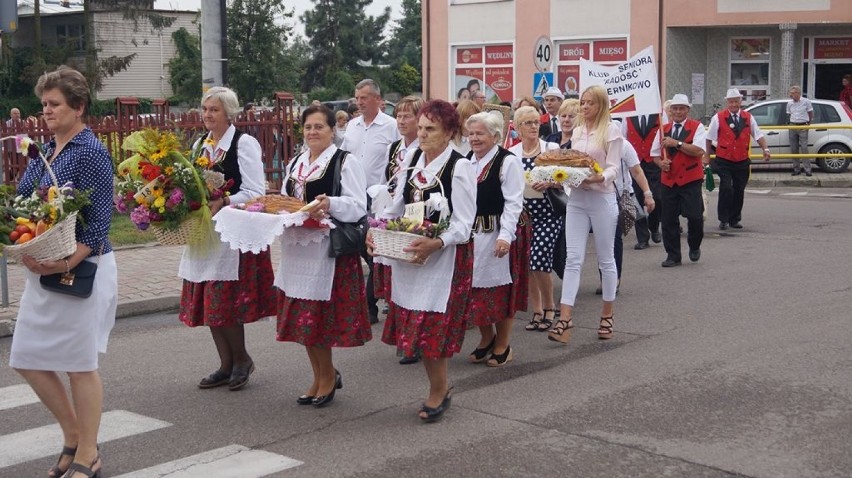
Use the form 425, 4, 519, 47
676, 141, 683, 149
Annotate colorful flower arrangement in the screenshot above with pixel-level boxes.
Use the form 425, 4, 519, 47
368, 216, 449, 238
0, 135, 90, 248
114, 128, 230, 236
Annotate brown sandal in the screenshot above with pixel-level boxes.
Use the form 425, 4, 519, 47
48, 446, 76, 478
538, 309, 558, 331
547, 318, 574, 344
525, 312, 544, 331
598, 316, 614, 340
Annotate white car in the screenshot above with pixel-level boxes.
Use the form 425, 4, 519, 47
745, 99, 852, 173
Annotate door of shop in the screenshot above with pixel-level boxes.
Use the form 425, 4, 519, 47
813, 63, 852, 100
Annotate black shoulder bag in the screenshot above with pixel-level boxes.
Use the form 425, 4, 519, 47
328, 150, 369, 257
39, 244, 104, 299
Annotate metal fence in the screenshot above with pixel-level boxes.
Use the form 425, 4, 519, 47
1, 92, 297, 191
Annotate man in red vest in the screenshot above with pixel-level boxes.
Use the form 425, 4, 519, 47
705, 89, 771, 230
651, 94, 707, 267
622, 112, 663, 249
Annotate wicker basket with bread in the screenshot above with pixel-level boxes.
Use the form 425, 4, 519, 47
534, 149, 595, 168
245, 195, 307, 214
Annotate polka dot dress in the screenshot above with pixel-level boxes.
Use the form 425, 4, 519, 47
522, 155, 563, 273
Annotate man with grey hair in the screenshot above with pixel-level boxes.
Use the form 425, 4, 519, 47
342, 79, 399, 324
6, 107, 20, 127
786, 85, 813, 176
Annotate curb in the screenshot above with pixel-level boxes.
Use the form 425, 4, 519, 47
0, 295, 181, 339
749, 178, 852, 188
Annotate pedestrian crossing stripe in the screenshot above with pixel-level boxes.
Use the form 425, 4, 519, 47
0, 384, 39, 411
113, 445, 303, 478
0, 410, 171, 468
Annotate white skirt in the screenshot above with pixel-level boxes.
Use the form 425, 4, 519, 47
9, 252, 118, 372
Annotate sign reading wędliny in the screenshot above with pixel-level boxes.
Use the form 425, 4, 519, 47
579, 46, 661, 118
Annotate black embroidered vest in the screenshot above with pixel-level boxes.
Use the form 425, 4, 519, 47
470, 147, 510, 233
386, 139, 404, 182
402, 148, 461, 223
285, 149, 347, 202
211, 129, 244, 195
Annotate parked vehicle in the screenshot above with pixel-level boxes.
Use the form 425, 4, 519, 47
745, 99, 852, 173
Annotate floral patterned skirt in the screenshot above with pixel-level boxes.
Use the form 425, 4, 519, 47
374, 263, 391, 300
276, 254, 372, 348
469, 217, 530, 326
381, 242, 473, 359
179, 250, 277, 327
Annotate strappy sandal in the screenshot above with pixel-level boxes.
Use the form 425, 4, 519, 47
61, 455, 102, 478
419, 387, 453, 423
525, 312, 544, 331
598, 316, 614, 340
486, 346, 513, 367
468, 337, 496, 363
547, 318, 574, 344
48, 445, 77, 478
539, 309, 558, 331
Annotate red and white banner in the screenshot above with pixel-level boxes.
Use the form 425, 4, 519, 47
579, 45, 661, 118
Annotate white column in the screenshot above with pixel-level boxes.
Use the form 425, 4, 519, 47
779, 23, 797, 95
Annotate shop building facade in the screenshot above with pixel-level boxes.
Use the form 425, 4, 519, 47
423, 0, 852, 118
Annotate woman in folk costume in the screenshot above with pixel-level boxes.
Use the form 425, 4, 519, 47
368, 99, 476, 422
179, 86, 276, 391
464, 111, 529, 367
276, 104, 371, 408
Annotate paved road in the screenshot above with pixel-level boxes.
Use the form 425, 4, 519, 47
1, 192, 851, 477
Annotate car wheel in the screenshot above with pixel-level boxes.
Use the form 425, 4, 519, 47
816, 143, 851, 173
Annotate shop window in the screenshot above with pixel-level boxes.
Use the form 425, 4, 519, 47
729, 37, 770, 104
56, 23, 85, 52
452, 44, 514, 103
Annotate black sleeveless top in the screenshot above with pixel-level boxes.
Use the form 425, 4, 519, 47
402, 148, 463, 223
209, 129, 244, 195
285, 148, 347, 202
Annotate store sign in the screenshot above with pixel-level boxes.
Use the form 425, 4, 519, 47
559, 42, 591, 62
557, 65, 580, 97
485, 44, 513, 65
456, 47, 483, 64
485, 67, 514, 102
594, 39, 628, 62
813, 37, 852, 59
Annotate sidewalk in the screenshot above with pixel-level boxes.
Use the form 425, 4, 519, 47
1, 170, 849, 338
0, 244, 281, 338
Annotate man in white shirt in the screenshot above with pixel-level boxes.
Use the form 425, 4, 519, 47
341, 79, 400, 324
786, 85, 814, 176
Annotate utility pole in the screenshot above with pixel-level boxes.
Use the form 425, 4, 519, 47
201, 0, 228, 92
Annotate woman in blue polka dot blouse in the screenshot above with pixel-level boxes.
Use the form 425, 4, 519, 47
9, 66, 116, 478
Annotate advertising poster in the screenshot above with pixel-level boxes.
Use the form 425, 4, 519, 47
557, 64, 580, 97
454, 68, 484, 102
485, 67, 513, 103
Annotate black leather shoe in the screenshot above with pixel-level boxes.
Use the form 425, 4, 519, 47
791, 170, 801, 176
689, 249, 701, 262
296, 395, 314, 405
661, 258, 681, 267
198, 369, 231, 389
312, 370, 343, 407
805, 171, 813, 177
729, 222, 743, 229
227, 361, 255, 391
420, 388, 453, 423
399, 354, 421, 365
719, 222, 729, 230
634, 241, 649, 250
651, 231, 662, 243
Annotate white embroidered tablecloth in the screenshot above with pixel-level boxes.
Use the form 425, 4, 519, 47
213, 206, 333, 254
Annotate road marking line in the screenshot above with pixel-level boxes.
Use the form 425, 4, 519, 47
0, 410, 171, 468
746, 189, 772, 194
780, 192, 809, 196
113, 445, 303, 478
0, 384, 39, 411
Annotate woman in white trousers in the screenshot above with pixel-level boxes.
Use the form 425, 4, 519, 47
548, 85, 623, 344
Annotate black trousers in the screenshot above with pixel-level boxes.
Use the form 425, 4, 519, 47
661, 180, 704, 261
632, 161, 662, 243
362, 196, 377, 318
711, 157, 750, 224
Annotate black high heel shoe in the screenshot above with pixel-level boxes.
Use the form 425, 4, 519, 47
48, 445, 76, 478
420, 387, 453, 423
312, 370, 342, 407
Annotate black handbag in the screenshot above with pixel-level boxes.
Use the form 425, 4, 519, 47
544, 187, 567, 216
327, 149, 368, 257
40, 260, 97, 298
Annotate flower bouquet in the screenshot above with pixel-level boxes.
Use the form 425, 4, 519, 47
368, 216, 449, 265
0, 135, 91, 262
114, 128, 224, 251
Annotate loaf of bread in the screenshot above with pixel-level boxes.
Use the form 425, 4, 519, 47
246, 195, 306, 214
534, 149, 595, 168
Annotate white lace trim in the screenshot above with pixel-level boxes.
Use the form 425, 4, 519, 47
213, 207, 334, 254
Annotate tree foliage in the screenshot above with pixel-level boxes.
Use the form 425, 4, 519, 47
168, 27, 201, 104
227, 0, 295, 102
386, 0, 421, 74
301, 0, 391, 95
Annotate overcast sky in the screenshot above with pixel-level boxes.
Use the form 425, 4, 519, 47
153, 0, 401, 37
